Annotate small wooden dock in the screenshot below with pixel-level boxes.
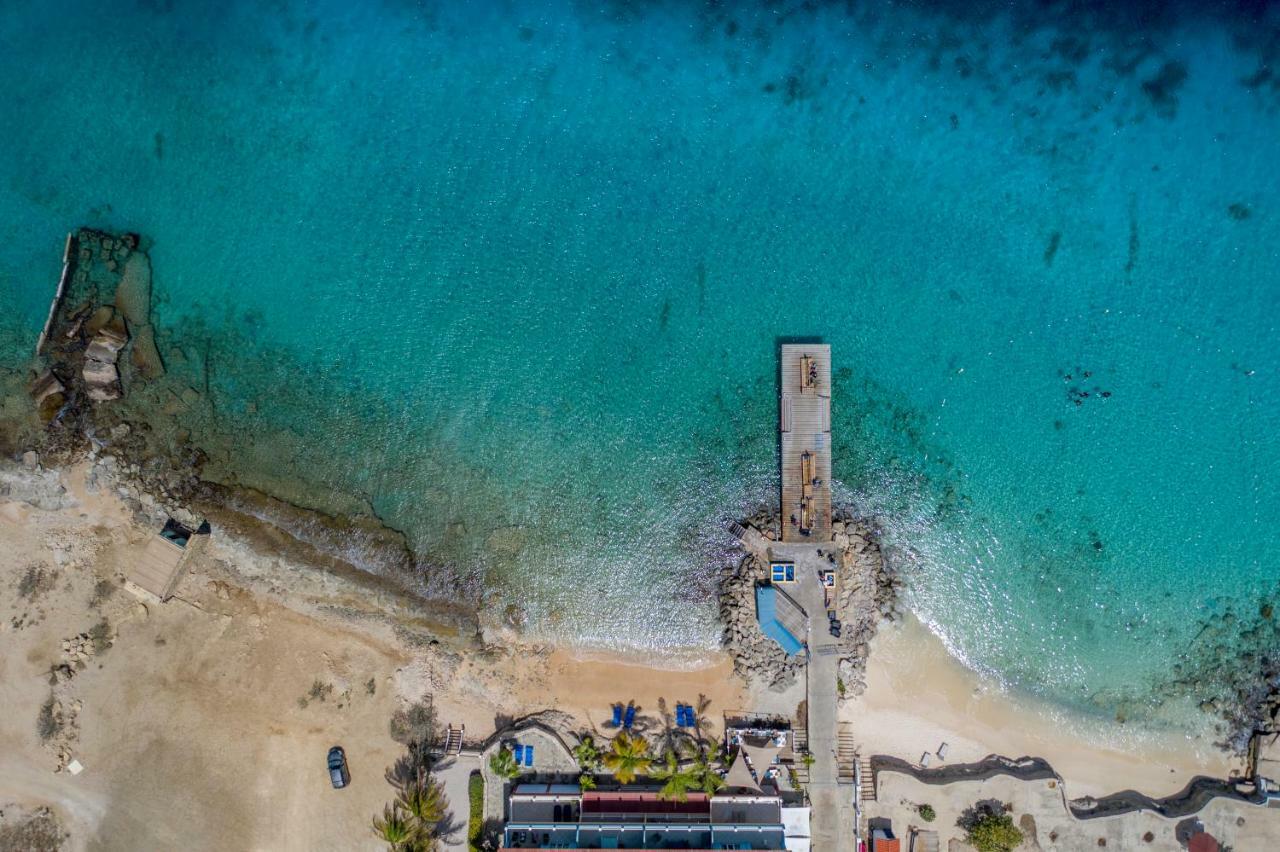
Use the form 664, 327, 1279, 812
779, 343, 832, 542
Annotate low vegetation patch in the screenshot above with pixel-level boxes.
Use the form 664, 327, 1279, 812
17, 565, 54, 600
88, 619, 113, 655
0, 805, 66, 852
959, 800, 1023, 852
468, 771, 484, 851
89, 577, 116, 607
299, 679, 335, 708
918, 803, 936, 822
36, 697, 61, 742
390, 700, 438, 747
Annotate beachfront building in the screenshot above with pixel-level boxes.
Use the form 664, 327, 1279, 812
499, 785, 810, 851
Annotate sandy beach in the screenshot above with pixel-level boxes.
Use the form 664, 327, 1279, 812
842, 615, 1240, 799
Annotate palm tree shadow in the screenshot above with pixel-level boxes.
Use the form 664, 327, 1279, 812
693, 693, 713, 745
435, 811, 468, 843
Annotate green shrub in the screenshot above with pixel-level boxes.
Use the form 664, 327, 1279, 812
965, 812, 1023, 852
918, 803, 936, 822
468, 771, 484, 851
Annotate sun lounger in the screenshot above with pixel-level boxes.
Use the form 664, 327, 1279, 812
624, 704, 636, 728
512, 744, 524, 764
612, 704, 623, 727
685, 707, 696, 728
525, 745, 535, 766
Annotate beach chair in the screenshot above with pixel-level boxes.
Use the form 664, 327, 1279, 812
525, 745, 535, 766
685, 707, 697, 728
623, 703, 636, 729
675, 704, 687, 727
511, 744, 524, 764
612, 704, 623, 727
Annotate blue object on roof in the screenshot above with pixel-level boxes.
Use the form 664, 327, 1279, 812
612, 704, 623, 726
756, 585, 804, 656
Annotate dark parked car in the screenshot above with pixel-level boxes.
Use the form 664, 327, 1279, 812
328, 746, 350, 789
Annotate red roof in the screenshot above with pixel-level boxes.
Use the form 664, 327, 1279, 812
1188, 833, 1219, 852
580, 791, 710, 817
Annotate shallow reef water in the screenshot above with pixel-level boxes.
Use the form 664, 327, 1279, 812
1, 0, 1279, 733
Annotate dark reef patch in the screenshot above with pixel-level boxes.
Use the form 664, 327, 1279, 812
1044, 230, 1062, 266
1140, 60, 1189, 117
1228, 202, 1252, 220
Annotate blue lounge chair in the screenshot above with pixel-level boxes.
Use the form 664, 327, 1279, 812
685, 707, 697, 728
623, 704, 636, 729
511, 744, 524, 764
525, 745, 534, 766
677, 704, 690, 727
612, 704, 623, 727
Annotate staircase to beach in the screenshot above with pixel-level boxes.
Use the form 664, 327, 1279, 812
444, 725, 464, 756
858, 756, 876, 801
837, 724, 857, 784
792, 722, 810, 784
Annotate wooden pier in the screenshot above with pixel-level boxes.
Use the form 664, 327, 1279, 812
779, 343, 832, 542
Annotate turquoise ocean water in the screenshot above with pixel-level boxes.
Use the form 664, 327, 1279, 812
2, 0, 1279, 732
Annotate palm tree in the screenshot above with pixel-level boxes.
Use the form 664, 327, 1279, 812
690, 744, 726, 795
489, 746, 520, 780
578, 773, 597, 791
372, 804, 414, 849
573, 735, 600, 771
398, 776, 448, 836
652, 748, 698, 802
602, 732, 653, 784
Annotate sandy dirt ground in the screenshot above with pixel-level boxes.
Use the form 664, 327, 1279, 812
0, 461, 746, 850
0, 475, 410, 851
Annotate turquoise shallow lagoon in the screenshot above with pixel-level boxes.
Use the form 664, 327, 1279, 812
2, 0, 1279, 731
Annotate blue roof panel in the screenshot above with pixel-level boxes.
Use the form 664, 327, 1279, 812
755, 585, 804, 656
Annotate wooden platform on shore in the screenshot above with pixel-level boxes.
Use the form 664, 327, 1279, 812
779, 343, 831, 542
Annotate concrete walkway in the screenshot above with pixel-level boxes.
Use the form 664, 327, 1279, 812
435, 753, 481, 852
769, 541, 856, 850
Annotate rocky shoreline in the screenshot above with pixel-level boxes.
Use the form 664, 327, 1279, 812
718, 505, 903, 697
8, 228, 483, 645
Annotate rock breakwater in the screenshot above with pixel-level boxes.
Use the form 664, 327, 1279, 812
718, 506, 903, 694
